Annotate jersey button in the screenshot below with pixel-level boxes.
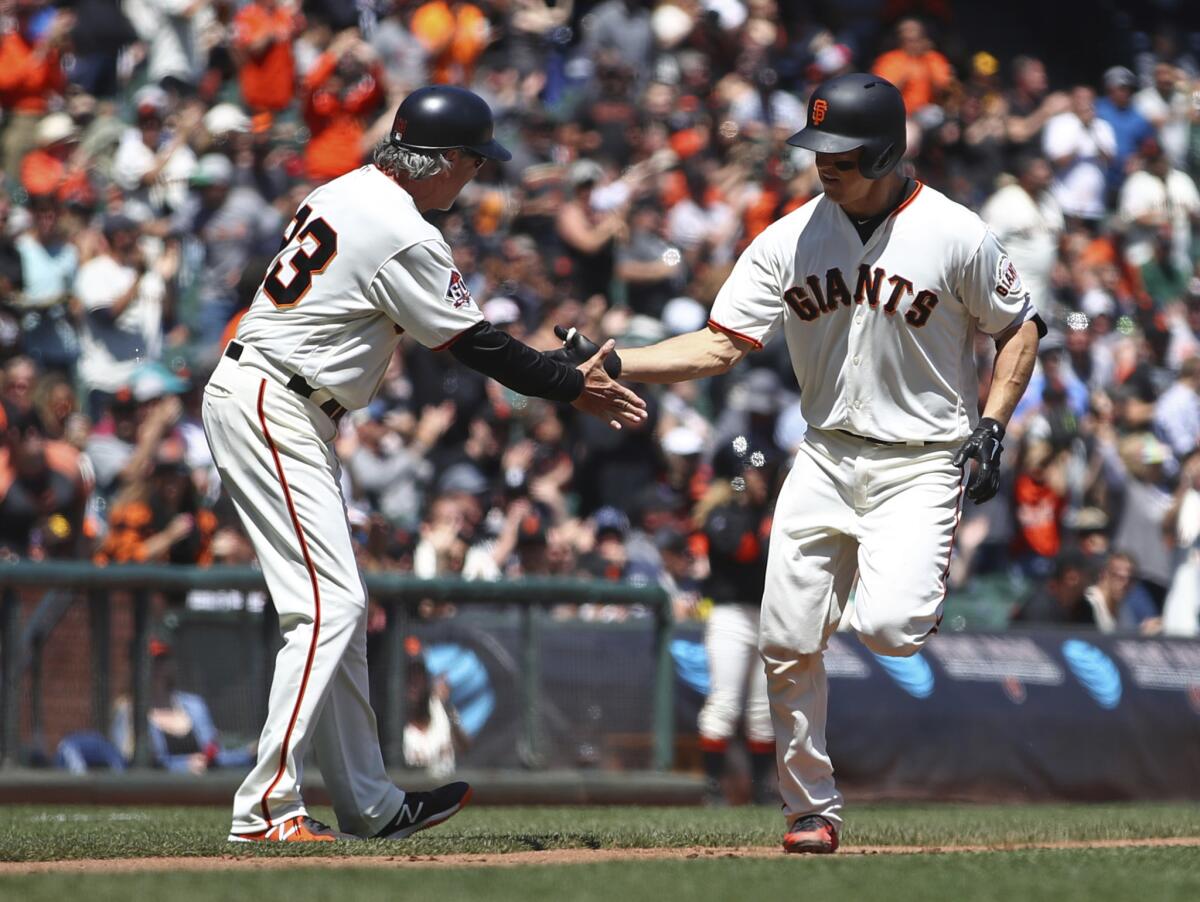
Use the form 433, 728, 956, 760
852, 356, 861, 365
854, 400, 863, 409
855, 317, 864, 326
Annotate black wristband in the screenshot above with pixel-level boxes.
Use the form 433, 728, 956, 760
978, 417, 1005, 439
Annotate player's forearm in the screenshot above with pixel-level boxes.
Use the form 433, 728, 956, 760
981, 319, 1040, 427
621, 326, 751, 384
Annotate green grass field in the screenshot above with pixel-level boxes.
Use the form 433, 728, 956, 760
2, 803, 1199, 901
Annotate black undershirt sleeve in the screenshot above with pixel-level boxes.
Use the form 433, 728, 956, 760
448, 320, 585, 403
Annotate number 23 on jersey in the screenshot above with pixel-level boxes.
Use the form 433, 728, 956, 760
264, 204, 339, 308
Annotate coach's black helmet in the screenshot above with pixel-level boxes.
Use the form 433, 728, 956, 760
787, 73, 906, 179
389, 86, 512, 162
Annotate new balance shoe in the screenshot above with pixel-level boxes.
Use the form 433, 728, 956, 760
374, 781, 473, 839
228, 815, 356, 843
782, 815, 840, 854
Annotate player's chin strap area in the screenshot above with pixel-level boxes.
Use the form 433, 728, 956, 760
225, 341, 347, 423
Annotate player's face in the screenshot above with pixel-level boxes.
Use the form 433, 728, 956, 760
814, 149, 870, 205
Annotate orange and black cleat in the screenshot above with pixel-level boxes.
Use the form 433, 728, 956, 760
782, 815, 840, 854
228, 815, 356, 843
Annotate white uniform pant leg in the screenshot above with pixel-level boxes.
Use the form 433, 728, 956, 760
852, 446, 964, 657
700, 602, 763, 743
311, 599, 405, 837
758, 438, 859, 828
203, 360, 395, 834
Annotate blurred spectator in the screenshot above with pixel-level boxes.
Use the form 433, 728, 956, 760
73, 215, 177, 416
15, 195, 79, 373
64, 0, 138, 98
410, 0, 490, 86
1118, 137, 1200, 274
1094, 66, 1154, 193
1042, 86, 1116, 224
19, 112, 90, 202
123, 0, 215, 92
580, 0, 655, 76
231, 0, 304, 115
616, 200, 687, 319
556, 160, 626, 300
0, 418, 83, 558
1004, 56, 1070, 152
402, 640, 468, 778
94, 436, 216, 564
1010, 438, 1067, 578
1083, 551, 1161, 634
168, 153, 282, 346
301, 29, 387, 182
1163, 451, 1200, 636
1110, 432, 1175, 606
1134, 63, 1193, 169
980, 155, 1064, 321
0, 1, 71, 177
111, 87, 202, 216
1154, 356, 1200, 459
1010, 550, 1094, 626
110, 637, 254, 773
871, 18, 954, 118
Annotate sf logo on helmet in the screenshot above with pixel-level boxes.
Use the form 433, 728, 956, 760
812, 99, 828, 125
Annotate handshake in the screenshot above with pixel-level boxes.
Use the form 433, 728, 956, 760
546, 325, 642, 430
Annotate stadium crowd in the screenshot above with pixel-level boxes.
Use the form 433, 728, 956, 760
1, 0, 1200, 637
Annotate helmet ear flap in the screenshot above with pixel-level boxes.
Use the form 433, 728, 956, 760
859, 140, 896, 179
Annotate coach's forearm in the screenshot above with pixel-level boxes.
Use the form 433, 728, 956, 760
620, 326, 753, 384
982, 319, 1040, 427
450, 321, 584, 402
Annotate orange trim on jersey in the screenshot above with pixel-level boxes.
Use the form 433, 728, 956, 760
707, 319, 763, 350
256, 379, 323, 824
889, 180, 924, 221
698, 736, 729, 752
432, 321, 482, 352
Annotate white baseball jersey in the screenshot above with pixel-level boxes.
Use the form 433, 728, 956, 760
709, 181, 1038, 443
236, 165, 484, 410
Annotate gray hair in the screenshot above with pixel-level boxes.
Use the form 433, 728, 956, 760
372, 139, 453, 181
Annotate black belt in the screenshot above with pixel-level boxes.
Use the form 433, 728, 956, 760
836, 429, 913, 447
225, 341, 346, 423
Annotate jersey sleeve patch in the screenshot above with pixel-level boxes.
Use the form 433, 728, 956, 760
446, 270, 474, 309
994, 254, 1026, 299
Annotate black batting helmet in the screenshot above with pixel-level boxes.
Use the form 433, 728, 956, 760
389, 86, 512, 162
786, 73, 906, 179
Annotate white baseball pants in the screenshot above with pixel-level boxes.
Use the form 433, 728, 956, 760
758, 428, 964, 828
698, 604, 772, 745
203, 351, 405, 837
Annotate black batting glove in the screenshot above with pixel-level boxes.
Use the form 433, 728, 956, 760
952, 417, 1005, 504
545, 324, 622, 379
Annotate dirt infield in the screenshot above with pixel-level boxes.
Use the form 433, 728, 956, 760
4, 837, 1198, 874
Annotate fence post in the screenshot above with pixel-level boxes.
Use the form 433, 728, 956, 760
381, 598, 408, 768
518, 604, 542, 768
652, 593, 674, 771
0, 589, 17, 767
89, 590, 111, 735
131, 590, 152, 768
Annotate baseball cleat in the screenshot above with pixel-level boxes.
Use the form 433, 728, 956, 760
374, 781, 473, 839
782, 815, 840, 854
227, 815, 356, 842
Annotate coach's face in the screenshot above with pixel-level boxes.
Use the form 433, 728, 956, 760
428, 149, 487, 211
815, 149, 870, 206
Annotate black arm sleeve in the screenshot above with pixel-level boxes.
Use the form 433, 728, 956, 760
448, 321, 585, 403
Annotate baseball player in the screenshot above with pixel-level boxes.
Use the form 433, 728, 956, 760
566, 73, 1044, 851
695, 437, 778, 806
203, 86, 646, 843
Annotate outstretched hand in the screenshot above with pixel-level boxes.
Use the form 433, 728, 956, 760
570, 339, 646, 430
952, 418, 1005, 504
